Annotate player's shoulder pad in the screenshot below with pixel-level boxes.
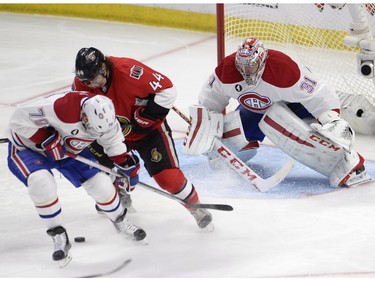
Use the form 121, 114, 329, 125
54, 91, 92, 123
215, 52, 244, 84
262, 50, 301, 88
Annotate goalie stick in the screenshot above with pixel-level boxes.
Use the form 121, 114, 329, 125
0, 138, 233, 211
172, 106, 294, 192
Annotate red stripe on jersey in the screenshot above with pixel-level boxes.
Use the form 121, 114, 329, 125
12, 132, 27, 147
29, 128, 50, 144
10, 145, 30, 177
110, 153, 128, 165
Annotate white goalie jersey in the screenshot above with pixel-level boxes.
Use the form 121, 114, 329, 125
199, 50, 340, 118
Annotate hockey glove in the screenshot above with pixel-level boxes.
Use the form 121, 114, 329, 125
132, 107, 157, 134
182, 105, 223, 156
310, 110, 354, 152
41, 129, 66, 161
114, 153, 140, 191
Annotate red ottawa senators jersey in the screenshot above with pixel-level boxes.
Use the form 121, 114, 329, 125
73, 56, 174, 141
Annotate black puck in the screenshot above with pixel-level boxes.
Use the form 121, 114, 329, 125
74, 236, 86, 243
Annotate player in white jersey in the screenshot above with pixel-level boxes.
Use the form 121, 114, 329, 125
182, 37, 370, 188
7, 91, 145, 267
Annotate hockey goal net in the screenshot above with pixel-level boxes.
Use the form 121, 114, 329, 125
217, 3, 375, 135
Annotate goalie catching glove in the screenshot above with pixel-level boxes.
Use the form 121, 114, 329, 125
182, 105, 223, 155
113, 153, 140, 192
310, 110, 355, 152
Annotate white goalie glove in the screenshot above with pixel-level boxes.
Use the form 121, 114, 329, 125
182, 105, 223, 155
310, 110, 355, 152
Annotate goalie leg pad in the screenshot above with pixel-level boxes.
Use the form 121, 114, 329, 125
182, 105, 223, 156
222, 110, 249, 152
259, 102, 367, 187
208, 110, 258, 169
222, 110, 259, 161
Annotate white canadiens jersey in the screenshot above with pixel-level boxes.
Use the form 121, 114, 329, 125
199, 50, 340, 118
8, 91, 127, 158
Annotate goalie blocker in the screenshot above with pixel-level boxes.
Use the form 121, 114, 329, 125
259, 102, 370, 187
182, 105, 258, 160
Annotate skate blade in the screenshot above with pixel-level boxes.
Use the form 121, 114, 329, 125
200, 223, 215, 233
346, 173, 372, 187
58, 254, 72, 268
127, 206, 137, 213
119, 232, 148, 245
132, 237, 148, 245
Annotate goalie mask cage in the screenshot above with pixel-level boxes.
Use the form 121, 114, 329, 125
216, 3, 375, 122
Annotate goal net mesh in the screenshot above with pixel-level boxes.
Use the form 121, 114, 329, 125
221, 3, 375, 110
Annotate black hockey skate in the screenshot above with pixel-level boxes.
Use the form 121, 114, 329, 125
190, 208, 214, 231
112, 209, 147, 242
46, 226, 72, 267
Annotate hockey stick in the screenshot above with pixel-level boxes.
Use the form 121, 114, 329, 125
172, 106, 294, 192
0, 138, 232, 211
79, 258, 132, 278
65, 151, 233, 211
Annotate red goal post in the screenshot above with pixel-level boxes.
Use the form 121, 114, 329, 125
216, 3, 375, 134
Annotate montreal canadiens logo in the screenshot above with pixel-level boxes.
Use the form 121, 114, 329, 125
65, 137, 93, 152
238, 92, 272, 112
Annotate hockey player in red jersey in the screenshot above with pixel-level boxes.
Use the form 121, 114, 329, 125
72, 47, 213, 230
7, 92, 146, 267
182, 37, 370, 188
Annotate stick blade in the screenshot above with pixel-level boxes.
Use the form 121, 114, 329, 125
193, 203, 234, 211
255, 159, 294, 192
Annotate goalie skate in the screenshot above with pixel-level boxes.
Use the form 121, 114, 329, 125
340, 164, 371, 187
46, 226, 72, 267
190, 208, 214, 232
112, 209, 147, 242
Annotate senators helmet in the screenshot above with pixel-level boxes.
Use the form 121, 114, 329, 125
75, 47, 105, 82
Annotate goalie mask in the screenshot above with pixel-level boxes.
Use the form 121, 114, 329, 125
81, 95, 116, 135
75, 47, 105, 82
235, 37, 268, 86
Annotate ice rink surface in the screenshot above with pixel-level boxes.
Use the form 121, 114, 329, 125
2, 12, 375, 278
